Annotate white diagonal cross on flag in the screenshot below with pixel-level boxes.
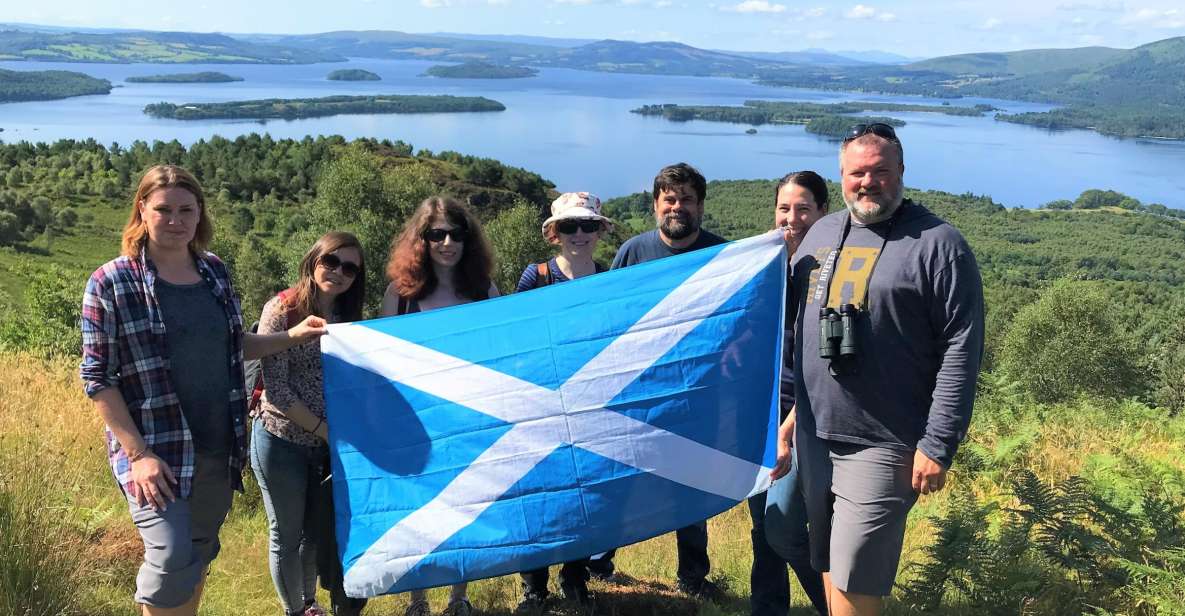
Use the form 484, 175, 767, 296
322, 233, 786, 597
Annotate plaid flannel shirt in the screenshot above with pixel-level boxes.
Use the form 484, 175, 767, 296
80, 248, 248, 499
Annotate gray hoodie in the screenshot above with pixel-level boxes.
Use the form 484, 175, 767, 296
789, 199, 984, 467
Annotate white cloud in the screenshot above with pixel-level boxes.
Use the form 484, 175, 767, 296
420, 0, 452, 7
653, 0, 673, 6
1056, 1, 1125, 12
723, 0, 787, 13
981, 17, 1003, 29
806, 30, 833, 41
844, 4, 894, 21
846, 4, 875, 18
1119, 7, 1185, 28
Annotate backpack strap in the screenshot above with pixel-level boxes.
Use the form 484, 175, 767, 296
534, 261, 554, 289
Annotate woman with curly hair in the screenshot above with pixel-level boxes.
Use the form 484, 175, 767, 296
380, 195, 498, 616
252, 231, 367, 616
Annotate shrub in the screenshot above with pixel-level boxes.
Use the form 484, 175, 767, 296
484, 202, 551, 295
998, 280, 1139, 403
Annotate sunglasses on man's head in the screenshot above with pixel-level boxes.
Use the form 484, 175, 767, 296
556, 219, 602, 235
318, 253, 361, 278
844, 122, 899, 143
423, 227, 469, 243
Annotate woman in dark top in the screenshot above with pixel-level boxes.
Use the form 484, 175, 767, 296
80, 164, 325, 616
514, 191, 612, 293
379, 196, 498, 616
513, 192, 613, 613
253, 232, 367, 616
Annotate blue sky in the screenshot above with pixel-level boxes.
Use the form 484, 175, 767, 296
5, 0, 1185, 58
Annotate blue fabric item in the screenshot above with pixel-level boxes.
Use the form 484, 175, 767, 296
321, 232, 788, 597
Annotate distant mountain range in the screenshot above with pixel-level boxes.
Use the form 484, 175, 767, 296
1, 23, 1181, 138
0, 29, 340, 64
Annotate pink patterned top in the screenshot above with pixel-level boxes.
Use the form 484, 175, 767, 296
256, 295, 335, 447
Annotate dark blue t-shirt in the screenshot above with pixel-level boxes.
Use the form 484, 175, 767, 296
610, 229, 726, 269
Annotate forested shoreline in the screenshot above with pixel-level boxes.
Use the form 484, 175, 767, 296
142, 94, 506, 120
0, 68, 111, 103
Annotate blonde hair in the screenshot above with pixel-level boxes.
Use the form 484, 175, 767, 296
120, 165, 212, 258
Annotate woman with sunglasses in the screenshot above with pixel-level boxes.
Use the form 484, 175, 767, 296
515, 192, 612, 294
252, 232, 367, 616
381, 196, 498, 616
80, 165, 327, 616
511, 192, 613, 614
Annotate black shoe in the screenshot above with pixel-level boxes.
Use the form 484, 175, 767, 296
561, 579, 593, 606
514, 592, 548, 616
586, 560, 614, 581
677, 579, 724, 602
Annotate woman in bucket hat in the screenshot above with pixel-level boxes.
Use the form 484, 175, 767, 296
515, 191, 614, 293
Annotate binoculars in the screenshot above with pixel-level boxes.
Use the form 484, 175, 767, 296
819, 304, 860, 374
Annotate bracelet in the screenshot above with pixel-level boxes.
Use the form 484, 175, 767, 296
127, 445, 150, 463
311, 418, 324, 434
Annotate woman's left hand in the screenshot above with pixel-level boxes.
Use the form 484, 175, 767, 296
289, 315, 328, 342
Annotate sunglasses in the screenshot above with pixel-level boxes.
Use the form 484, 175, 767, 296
844, 122, 899, 143
423, 227, 469, 243
318, 253, 361, 278
556, 219, 602, 235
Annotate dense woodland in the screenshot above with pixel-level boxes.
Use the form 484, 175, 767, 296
327, 69, 381, 81
631, 100, 991, 137
0, 136, 1183, 614
142, 94, 506, 120
424, 61, 538, 79
0, 68, 111, 102
125, 71, 243, 83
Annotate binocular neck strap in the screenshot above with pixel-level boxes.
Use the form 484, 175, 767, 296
811, 205, 903, 310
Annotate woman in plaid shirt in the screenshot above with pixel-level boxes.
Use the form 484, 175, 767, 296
80, 165, 327, 616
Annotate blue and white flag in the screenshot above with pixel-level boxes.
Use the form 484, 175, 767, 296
321, 231, 787, 598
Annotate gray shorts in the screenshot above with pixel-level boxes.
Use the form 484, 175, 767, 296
795, 423, 917, 596
123, 452, 233, 608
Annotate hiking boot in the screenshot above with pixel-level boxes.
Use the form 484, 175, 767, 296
561, 579, 594, 607
677, 579, 724, 602
443, 598, 474, 616
403, 599, 431, 616
513, 592, 548, 615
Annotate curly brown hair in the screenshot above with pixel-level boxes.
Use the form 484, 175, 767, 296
386, 196, 493, 301
283, 231, 366, 323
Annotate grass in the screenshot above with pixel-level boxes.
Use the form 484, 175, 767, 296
0, 353, 1182, 615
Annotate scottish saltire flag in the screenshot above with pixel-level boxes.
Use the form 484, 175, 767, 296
321, 231, 787, 598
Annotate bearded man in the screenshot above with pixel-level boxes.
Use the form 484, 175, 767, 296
595, 162, 726, 601
782, 124, 985, 616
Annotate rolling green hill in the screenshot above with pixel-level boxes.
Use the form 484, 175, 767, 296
0, 67, 110, 102
0, 30, 343, 63
907, 46, 1124, 76
249, 31, 794, 78
758, 35, 1185, 139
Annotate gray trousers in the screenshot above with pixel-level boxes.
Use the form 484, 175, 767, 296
123, 453, 233, 608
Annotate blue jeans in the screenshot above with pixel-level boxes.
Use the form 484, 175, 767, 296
251, 420, 327, 615
760, 453, 828, 616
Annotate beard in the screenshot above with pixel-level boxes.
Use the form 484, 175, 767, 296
659, 210, 701, 240
843, 183, 904, 224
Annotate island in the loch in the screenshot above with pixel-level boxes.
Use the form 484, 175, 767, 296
631, 100, 996, 138
126, 71, 244, 83
327, 69, 381, 81
424, 61, 538, 79
0, 68, 112, 103
143, 94, 506, 120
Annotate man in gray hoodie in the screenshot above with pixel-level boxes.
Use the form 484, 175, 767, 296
782, 123, 984, 616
